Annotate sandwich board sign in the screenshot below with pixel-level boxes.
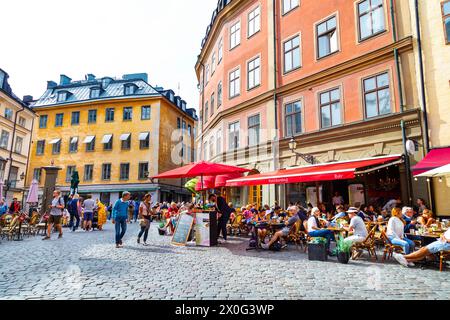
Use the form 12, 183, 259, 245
171, 213, 194, 246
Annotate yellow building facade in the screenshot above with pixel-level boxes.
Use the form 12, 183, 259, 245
27, 73, 197, 205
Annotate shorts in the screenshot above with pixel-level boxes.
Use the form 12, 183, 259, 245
281, 227, 290, 237
426, 240, 450, 254
84, 212, 94, 222
48, 215, 62, 225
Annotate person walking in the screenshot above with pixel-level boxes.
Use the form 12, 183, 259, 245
96, 199, 107, 231
42, 190, 65, 240
128, 199, 135, 223
68, 194, 81, 232
133, 197, 140, 223
137, 194, 153, 246
112, 191, 131, 248
82, 195, 96, 232
9, 198, 21, 214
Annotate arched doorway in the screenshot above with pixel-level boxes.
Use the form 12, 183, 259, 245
248, 169, 262, 209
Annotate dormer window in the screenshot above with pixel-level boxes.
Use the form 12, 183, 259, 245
169, 92, 174, 102
90, 87, 101, 99
57, 91, 70, 102
102, 77, 113, 88
124, 83, 137, 95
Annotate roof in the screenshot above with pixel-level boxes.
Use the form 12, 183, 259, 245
31, 73, 197, 121
0, 67, 35, 112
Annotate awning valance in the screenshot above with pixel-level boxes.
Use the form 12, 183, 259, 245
412, 147, 450, 176
139, 132, 149, 141
70, 137, 78, 144
49, 138, 61, 145
102, 134, 113, 144
120, 133, 131, 141
83, 136, 95, 144
226, 155, 402, 187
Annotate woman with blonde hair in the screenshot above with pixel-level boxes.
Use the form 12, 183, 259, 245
96, 199, 107, 231
417, 209, 436, 227
387, 207, 415, 255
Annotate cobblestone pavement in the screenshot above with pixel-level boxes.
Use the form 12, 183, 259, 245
1, 222, 449, 300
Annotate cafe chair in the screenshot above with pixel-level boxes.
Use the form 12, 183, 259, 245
380, 230, 404, 261
285, 221, 306, 252
1, 215, 20, 241
351, 225, 378, 261
440, 251, 450, 272
229, 214, 244, 236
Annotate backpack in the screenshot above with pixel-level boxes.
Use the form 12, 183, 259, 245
270, 241, 282, 252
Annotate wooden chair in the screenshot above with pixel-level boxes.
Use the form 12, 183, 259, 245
229, 214, 244, 236
351, 225, 378, 261
380, 230, 404, 261
1, 216, 20, 241
286, 221, 308, 252
440, 251, 450, 272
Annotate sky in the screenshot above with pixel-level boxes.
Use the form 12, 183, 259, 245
0, 0, 217, 111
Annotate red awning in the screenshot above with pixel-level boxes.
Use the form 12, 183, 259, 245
215, 173, 243, 188
412, 147, 450, 176
226, 155, 402, 187
152, 161, 250, 179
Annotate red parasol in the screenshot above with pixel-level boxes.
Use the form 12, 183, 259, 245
152, 161, 250, 179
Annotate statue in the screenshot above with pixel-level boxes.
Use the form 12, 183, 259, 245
70, 170, 80, 195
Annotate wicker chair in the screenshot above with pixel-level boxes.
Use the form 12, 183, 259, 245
286, 220, 308, 252
229, 214, 244, 236
351, 225, 378, 261
1, 216, 20, 241
440, 251, 450, 272
380, 230, 404, 261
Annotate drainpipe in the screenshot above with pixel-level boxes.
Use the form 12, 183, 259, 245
272, 0, 280, 205
199, 62, 206, 162
401, 120, 413, 205
390, 0, 404, 112
5, 105, 25, 198
22, 112, 35, 208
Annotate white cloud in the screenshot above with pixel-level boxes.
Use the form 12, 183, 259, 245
0, 0, 217, 111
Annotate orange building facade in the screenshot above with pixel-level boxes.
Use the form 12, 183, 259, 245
196, 0, 428, 209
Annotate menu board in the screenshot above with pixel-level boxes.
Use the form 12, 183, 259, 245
195, 212, 211, 247
171, 213, 194, 246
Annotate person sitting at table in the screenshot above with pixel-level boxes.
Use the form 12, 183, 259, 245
261, 206, 300, 250
307, 207, 335, 255
343, 208, 368, 246
243, 205, 253, 224
252, 210, 269, 243
394, 228, 450, 268
365, 205, 378, 220
402, 207, 417, 233
387, 207, 415, 255
417, 209, 436, 228
331, 205, 347, 225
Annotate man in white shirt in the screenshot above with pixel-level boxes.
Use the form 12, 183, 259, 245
307, 207, 335, 254
332, 192, 344, 207
394, 229, 450, 268
343, 208, 368, 245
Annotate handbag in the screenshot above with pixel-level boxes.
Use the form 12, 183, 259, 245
139, 219, 148, 227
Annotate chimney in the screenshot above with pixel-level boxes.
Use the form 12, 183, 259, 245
59, 74, 72, 86
23, 95, 33, 104
47, 81, 57, 89
86, 74, 96, 81
122, 73, 148, 83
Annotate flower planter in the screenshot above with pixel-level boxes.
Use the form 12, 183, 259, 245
337, 251, 350, 264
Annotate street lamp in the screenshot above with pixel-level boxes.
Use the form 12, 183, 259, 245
288, 137, 315, 165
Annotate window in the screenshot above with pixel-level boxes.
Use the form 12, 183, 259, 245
141, 106, 151, 120
52, 140, 61, 154
39, 115, 48, 128
228, 121, 240, 150
358, 0, 386, 41
209, 138, 214, 159
188, 125, 192, 137
90, 87, 101, 99
203, 142, 208, 161
18, 117, 26, 127
66, 166, 76, 182
177, 117, 181, 129
218, 38, 223, 63
285, 101, 302, 137
86, 136, 96, 152
284, 36, 301, 73
33, 168, 42, 183
204, 102, 209, 123
57, 91, 68, 102
138, 162, 149, 180
317, 16, 338, 59
105, 108, 115, 122
248, 56, 261, 89
69, 137, 78, 153
9, 167, 18, 188
55, 113, 64, 127
103, 134, 113, 151
120, 163, 130, 180
205, 65, 210, 85
230, 21, 241, 49
211, 53, 216, 75
363, 72, 391, 118
36, 140, 45, 155
84, 165, 94, 181
0, 130, 9, 149
320, 88, 342, 128
210, 93, 215, 116
102, 164, 111, 180
71, 111, 80, 125
88, 110, 97, 124
124, 84, 136, 95
248, 6, 261, 37
216, 129, 222, 155
443, 1, 450, 44
283, 0, 299, 15
217, 82, 223, 107
123, 107, 133, 121
139, 132, 150, 149
121, 134, 131, 150
14, 136, 23, 153
4, 108, 13, 120
248, 114, 261, 146
229, 68, 240, 98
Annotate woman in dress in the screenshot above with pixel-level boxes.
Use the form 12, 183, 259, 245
96, 199, 107, 231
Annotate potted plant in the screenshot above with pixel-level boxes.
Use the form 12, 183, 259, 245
336, 235, 352, 264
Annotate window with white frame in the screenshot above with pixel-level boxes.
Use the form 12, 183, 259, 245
285, 101, 302, 137
320, 88, 342, 128
247, 56, 261, 89
230, 21, 241, 49
284, 36, 301, 73
218, 38, 223, 62
357, 0, 386, 41
14, 136, 23, 154
283, 0, 299, 15
228, 121, 240, 150
248, 6, 261, 38
317, 16, 338, 59
210, 93, 215, 117
229, 68, 241, 98
363, 72, 391, 118
216, 129, 222, 155
209, 137, 214, 159
204, 101, 209, 124
4, 108, 13, 120
0, 130, 10, 149
205, 64, 210, 84
211, 53, 216, 75
248, 114, 261, 147
217, 82, 223, 107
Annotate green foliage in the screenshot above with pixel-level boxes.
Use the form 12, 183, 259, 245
336, 235, 352, 253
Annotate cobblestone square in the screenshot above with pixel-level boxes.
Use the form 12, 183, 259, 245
1, 223, 449, 300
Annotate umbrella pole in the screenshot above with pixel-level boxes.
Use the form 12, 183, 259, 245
201, 174, 205, 205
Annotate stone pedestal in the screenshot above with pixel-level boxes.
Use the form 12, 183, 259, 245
41, 166, 62, 214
